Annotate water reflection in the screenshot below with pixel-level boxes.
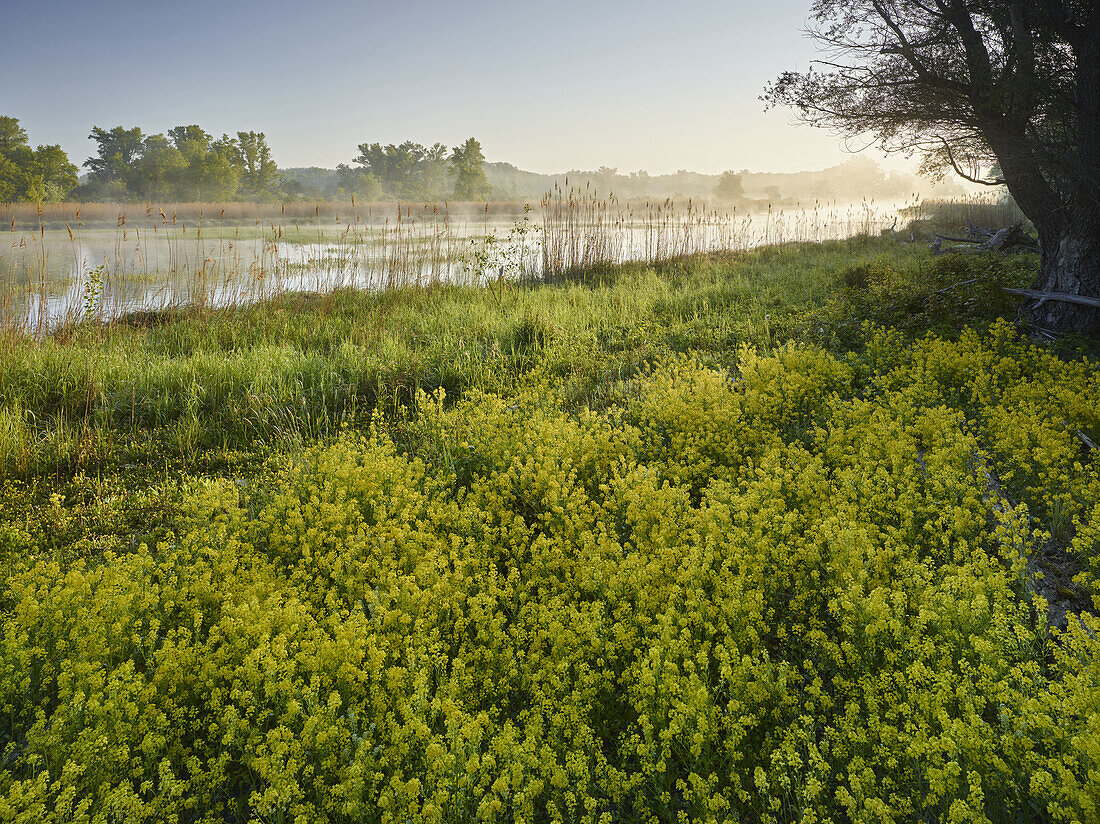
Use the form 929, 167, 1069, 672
2, 201, 900, 332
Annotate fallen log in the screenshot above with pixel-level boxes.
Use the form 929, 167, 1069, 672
965, 218, 997, 240
931, 222, 1039, 255
1002, 288, 1100, 309
987, 224, 1039, 252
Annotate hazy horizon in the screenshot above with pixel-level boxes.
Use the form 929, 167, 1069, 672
3, 0, 927, 178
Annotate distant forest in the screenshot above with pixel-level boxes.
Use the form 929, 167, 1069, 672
286, 156, 964, 204
2, 115, 965, 205
483, 156, 966, 203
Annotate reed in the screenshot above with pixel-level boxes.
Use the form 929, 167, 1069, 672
538, 185, 897, 280
0, 194, 982, 335
898, 196, 1029, 235
1, 202, 489, 333
0, 199, 550, 230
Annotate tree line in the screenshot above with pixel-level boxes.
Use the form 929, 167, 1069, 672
3, 114, 961, 208
0, 117, 495, 203
0, 117, 79, 202
334, 137, 491, 202
80, 125, 279, 201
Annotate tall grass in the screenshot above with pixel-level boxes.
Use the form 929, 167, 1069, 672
1, 193, 976, 334
0, 235, 1043, 479
899, 196, 1029, 235
539, 185, 896, 279
0, 199, 546, 230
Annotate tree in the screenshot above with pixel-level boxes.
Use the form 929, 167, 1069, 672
186, 147, 238, 201
0, 117, 28, 155
30, 144, 79, 201
335, 163, 383, 200
131, 135, 186, 201
418, 142, 450, 201
230, 131, 278, 198
450, 137, 492, 201
0, 116, 78, 202
167, 125, 212, 154
714, 170, 745, 202
0, 155, 20, 202
85, 125, 144, 185
353, 140, 451, 200
168, 125, 238, 201
764, 0, 1100, 335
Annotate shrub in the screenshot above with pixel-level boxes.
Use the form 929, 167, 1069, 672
2, 328, 1099, 822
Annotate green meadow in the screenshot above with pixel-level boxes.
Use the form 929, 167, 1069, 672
1, 237, 1098, 823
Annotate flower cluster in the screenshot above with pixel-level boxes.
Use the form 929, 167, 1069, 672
1, 322, 1098, 822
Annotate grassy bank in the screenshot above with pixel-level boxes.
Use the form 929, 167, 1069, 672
2, 193, 1005, 335
1, 239, 1099, 823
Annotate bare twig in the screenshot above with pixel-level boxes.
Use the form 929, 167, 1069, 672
933, 277, 980, 294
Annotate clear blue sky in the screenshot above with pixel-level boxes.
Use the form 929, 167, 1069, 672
1, 0, 903, 174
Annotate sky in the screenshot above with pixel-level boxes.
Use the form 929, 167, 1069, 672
1, 0, 914, 176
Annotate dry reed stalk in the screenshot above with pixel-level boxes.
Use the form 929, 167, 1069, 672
0, 193, 911, 334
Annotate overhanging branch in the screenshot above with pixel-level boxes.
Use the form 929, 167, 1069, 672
938, 137, 1005, 185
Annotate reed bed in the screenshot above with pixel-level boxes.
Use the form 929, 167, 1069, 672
898, 196, 1028, 234
539, 184, 896, 279
1, 199, 541, 230
2, 192, 960, 335
1, 204, 497, 335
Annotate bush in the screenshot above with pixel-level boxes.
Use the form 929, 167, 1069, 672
2, 326, 1099, 822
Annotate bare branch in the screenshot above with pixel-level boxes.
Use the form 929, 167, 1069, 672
938, 137, 1005, 185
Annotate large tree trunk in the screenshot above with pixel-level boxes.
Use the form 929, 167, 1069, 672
1018, 13, 1100, 336
1020, 228, 1100, 335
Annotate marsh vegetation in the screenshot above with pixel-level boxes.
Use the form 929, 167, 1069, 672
2, 194, 1020, 334
1, 189, 1098, 819
4, 0, 1100, 817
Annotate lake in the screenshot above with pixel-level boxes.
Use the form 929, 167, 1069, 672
1, 199, 902, 332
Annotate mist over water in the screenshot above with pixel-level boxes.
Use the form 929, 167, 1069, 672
2, 198, 910, 332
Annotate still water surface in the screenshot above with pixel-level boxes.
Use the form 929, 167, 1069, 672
2, 202, 900, 331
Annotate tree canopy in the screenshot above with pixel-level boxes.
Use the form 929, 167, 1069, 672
450, 137, 493, 201
352, 141, 451, 201
713, 170, 745, 202
231, 131, 279, 198
764, 0, 1100, 334
0, 116, 78, 202
82, 125, 279, 201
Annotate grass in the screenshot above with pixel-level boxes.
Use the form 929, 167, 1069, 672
0, 237, 968, 475
0, 236, 1055, 509
5, 221, 1100, 821
898, 196, 1030, 237
2, 192, 913, 335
